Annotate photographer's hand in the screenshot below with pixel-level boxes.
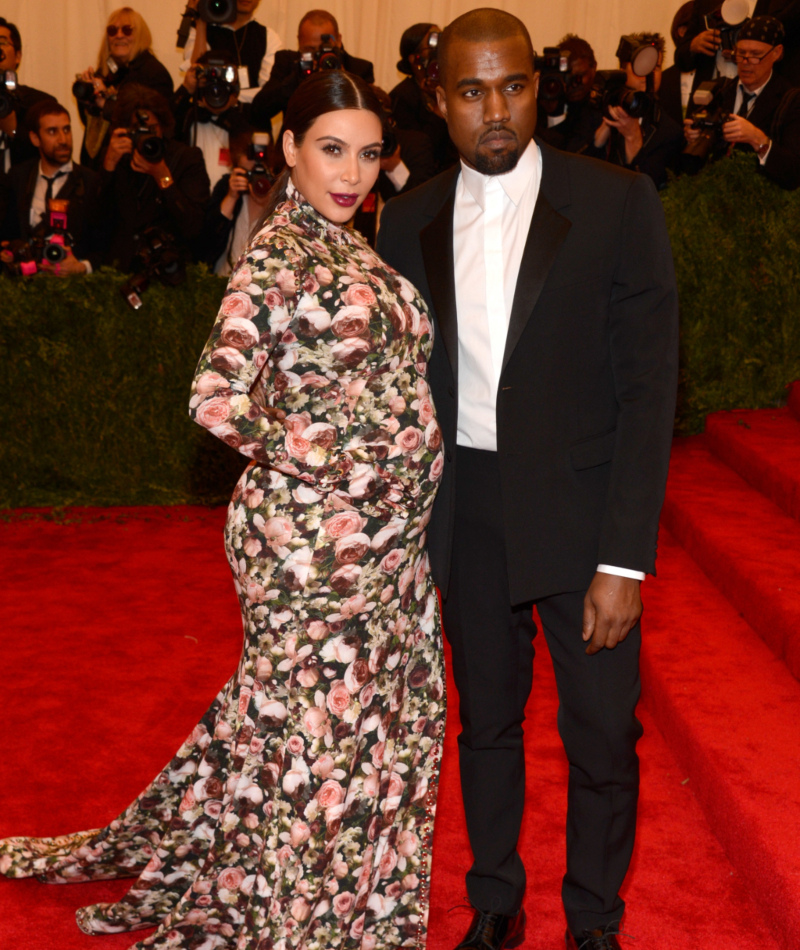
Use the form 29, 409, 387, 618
221, 167, 250, 218
182, 64, 200, 95
40, 249, 87, 277
683, 117, 701, 143
594, 118, 612, 148
130, 150, 172, 185
602, 106, 643, 163
103, 128, 133, 171
723, 115, 768, 150
690, 28, 720, 56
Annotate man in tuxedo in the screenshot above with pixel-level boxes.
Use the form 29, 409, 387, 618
684, 16, 800, 189
1, 99, 101, 274
0, 16, 51, 172
377, 9, 678, 950
249, 9, 373, 128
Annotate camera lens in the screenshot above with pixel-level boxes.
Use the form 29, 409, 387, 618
44, 242, 67, 264
139, 134, 165, 163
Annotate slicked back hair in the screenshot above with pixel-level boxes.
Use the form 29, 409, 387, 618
437, 8, 534, 86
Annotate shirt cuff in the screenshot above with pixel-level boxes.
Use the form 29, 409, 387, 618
596, 564, 646, 581
237, 87, 257, 103
757, 142, 773, 164
81, 260, 92, 274
385, 160, 411, 192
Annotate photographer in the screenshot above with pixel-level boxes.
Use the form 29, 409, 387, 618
684, 16, 800, 189
249, 10, 374, 127
74, 7, 173, 169
1, 99, 101, 276
183, 0, 283, 105
173, 51, 252, 189
535, 35, 603, 154
389, 23, 457, 176
589, 32, 684, 188
658, 3, 697, 126
99, 85, 210, 270
200, 127, 273, 274
0, 17, 51, 172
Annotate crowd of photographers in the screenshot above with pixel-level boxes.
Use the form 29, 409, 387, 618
0, 0, 798, 302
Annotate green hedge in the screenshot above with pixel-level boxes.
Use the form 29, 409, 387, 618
0, 266, 242, 509
2, 153, 799, 508
661, 151, 800, 434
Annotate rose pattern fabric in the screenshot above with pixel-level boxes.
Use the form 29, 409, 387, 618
0, 181, 446, 950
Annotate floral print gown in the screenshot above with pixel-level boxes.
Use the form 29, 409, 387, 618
0, 182, 446, 950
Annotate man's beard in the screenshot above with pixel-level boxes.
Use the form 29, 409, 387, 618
471, 136, 521, 176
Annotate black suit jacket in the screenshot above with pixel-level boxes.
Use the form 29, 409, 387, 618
1, 158, 102, 266
250, 49, 374, 127
377, 141, 679, 603
3, 85, 52, 169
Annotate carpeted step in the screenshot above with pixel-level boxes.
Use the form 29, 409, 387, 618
788, 380, 800, 420
641, 527, 800, 950
704, 407, 800, 522
661, 437, 800, 682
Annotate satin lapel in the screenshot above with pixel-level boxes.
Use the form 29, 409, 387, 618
501, 178, 571, 374
420, 183, 459, 380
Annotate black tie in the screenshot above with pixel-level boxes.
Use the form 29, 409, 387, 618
737, 90, 755, 117
42, 170, 66, 211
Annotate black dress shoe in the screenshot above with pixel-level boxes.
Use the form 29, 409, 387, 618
454, 907, 526, 950
565, 922, 626, 949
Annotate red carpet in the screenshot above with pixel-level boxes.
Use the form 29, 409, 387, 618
0, 504, 785, 949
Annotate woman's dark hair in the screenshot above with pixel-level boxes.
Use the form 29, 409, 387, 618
253, 70, 384, 231
111, 83, 175, 137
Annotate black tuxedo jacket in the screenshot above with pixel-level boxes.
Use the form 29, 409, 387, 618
250, 49, 374, 127
377, 141, 679, 603
1, 158, 102, 265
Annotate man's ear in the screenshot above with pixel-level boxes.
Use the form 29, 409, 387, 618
283, 129, 297, 168
29, 129, 41, 149
435, 86, 447, 120
775, 43, 785, 62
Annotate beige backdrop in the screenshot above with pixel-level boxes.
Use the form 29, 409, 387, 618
4, 0, 754, 137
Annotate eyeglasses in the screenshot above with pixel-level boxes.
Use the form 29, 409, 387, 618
731, 46, 775, 65
106, 24, 134, 38
0, 38, 14, 48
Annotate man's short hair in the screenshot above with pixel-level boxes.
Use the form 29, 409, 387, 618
0, 16, 22, 53
299, 9, 339, 36
617, 32, 665, 68
111, 83, 175, 137
27, 99, 69, 135
558, 34, 596, 69
437, 9, 534, 85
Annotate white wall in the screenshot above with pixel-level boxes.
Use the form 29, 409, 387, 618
3, 0, 741, 137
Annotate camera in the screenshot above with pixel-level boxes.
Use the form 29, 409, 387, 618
615, 36, 661, 78
705, 0, 750, 55
412, 30, 440, 92
124, 110, 165, 163
535, 47, 585, 115
298, 35, 343, 78
591, 69, 651, 119
197, 56, 239, 109
0, 70, 19, 120
0, 202, 73, 276
72, 78, 96, 106
684, 79, 731, 160
121, 227, 186, 310
177, 0, 237, 49
245, 133, 274, 199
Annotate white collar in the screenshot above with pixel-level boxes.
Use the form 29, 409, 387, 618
459, 139, 539, 210
739, 71, 773, 98
38, 159, 73, 179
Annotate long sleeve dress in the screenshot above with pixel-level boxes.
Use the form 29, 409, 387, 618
0, 180, 446, 950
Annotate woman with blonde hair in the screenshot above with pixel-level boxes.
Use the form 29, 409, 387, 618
76, 6, 173, 167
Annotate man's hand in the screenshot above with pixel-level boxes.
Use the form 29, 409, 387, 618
183, 64, 200, 94
103, 127, 133, 171
40, 248, 87, 277
723, 114, 767, 150
130, 150, 171, 182
603, 105, 644, 163
690, 29, 720, 56
683, 116, 701, 143
582, 572, 642, 655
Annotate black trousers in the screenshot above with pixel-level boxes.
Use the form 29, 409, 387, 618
441, 447, 643, 933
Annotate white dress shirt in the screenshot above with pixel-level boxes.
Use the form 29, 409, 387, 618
30, 160, 72, 228
452, 140, 644, 582
182, 23, 283, 103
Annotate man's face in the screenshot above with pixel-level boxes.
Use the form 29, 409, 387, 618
436, 35, 538, 175
736, 39, 781, 90
0, 26, 21, 71
31, 112, 73, 167
107, 14, 135, 64
624, 53, 662, 94
566, 56, 596, 103
237, 0, 260, 14
298, 20, 341, 53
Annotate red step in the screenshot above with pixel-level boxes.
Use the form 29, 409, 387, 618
788, 380, 800, 420
642, 527, 800, 950
661, 437, 800, 681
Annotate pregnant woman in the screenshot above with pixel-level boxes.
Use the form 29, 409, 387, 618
1, 70, 446, 950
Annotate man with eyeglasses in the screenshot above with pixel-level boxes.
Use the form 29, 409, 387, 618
0, 17, 51, 172
684, 16, 800, 189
